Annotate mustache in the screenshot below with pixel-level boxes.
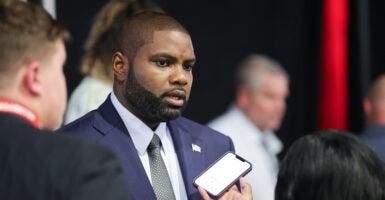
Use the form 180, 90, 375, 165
161, 88, 187, 100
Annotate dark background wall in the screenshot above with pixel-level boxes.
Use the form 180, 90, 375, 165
57, 0, 385, 153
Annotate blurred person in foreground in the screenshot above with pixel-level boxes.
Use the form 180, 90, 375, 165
208, 54, 289, 200
276, 130, 385, 200
360, 74, 385, 164
60, 10, 252, 200
64, 0, 163, 124
0, 1, 132, 199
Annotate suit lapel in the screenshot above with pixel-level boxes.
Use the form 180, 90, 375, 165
168, 120, 206, 199
93, 98, 157, 200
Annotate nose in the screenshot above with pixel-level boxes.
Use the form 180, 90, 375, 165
170, 65, 190, 85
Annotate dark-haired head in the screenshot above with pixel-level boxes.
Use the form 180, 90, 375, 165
275, 130, 385, 200
117, 11, 189, 62
112, 10, 194, 129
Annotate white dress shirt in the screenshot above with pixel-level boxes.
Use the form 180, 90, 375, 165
208, 105, 282, 200
110, 92, 188, 200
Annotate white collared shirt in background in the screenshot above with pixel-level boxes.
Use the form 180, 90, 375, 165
208, 104, 282, 200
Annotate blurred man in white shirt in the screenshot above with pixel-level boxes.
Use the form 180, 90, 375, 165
208, 54, 289, 200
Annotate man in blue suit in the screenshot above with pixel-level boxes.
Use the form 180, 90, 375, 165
60, 11, 252, 200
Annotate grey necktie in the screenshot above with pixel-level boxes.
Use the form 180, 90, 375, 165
147, 134, 176, 200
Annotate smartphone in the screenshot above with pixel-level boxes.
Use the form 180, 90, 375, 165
193, 151, 252, 198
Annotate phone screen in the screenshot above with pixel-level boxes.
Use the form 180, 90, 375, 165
194, 152, 252, 197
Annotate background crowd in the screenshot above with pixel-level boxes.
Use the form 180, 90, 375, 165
1, 0, 385, 200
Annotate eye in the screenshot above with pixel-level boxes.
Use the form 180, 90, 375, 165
156, 60, 169, 67
183, 64, 194, 71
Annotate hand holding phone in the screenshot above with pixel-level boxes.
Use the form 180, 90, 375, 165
197, 178, 253, 200
193, 152, 252, 198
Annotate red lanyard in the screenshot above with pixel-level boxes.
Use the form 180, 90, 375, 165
0, 98, 40, 128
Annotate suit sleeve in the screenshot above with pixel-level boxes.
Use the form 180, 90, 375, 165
71, 142, 133, 200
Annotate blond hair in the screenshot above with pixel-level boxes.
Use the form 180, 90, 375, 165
80, 0, 163, 83
0, 1, 70, 83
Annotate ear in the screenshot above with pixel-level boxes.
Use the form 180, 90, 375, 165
112, 52, 129, 82
363, 98, 372, 116
23, 61, 43, 96
236, 86, 250, 110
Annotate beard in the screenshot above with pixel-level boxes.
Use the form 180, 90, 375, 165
123, 66, 188, 122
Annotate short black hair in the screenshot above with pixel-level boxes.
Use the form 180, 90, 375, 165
275, 130, 385, 200
117, 11, 189, 62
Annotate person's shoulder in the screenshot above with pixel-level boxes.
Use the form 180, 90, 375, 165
170, 117, 234, 154
55, 130, 114, 156
61, 110, 97, 132
40, 129, 117, 162
170, 117, 229, 138
39, 129, 97, 147
360, 126, 385, 141
207, 114, 234, 132
10, 128, 108, 164
61, 98, 119, 140
207, 105, 241, 128
171, 116, 211, 129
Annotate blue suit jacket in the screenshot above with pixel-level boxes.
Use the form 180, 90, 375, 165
60, 96, 235, 200
360, 125, 385, 165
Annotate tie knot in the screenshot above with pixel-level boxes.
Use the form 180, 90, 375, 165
148, 134, 162, 152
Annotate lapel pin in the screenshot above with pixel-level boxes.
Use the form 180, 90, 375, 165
192, 144, 201, 153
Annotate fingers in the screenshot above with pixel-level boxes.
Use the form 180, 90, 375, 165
198, 185, 238, 200
239, 178, 248, 190
239, 177, 253, 200
198, 180, 253, 200
198, 186, 213, 200
218, 185, 242, 200
227, 184, 239, 192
